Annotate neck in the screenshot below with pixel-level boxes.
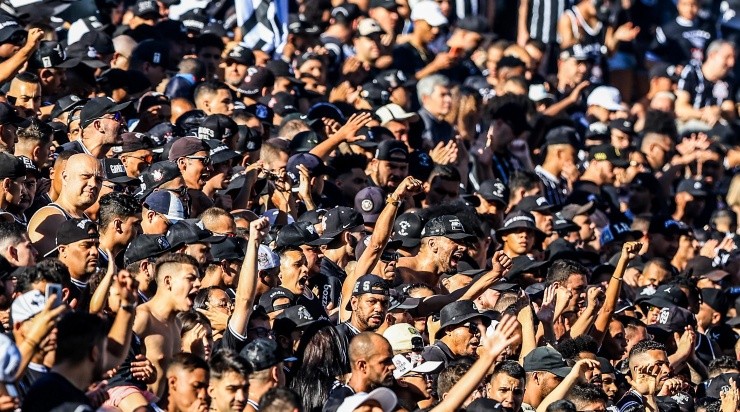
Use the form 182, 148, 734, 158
502, 244, 523, 258
56, 194, 88, 217
522, 384, 544, 408
99, 233, 123, 258
580, 169, 602, 186
541, 157, 562, 176
14, 145, 33, 160
410, 33, 426, 50
324, 248, 350, 268
347, 373, 371, 393
148, 295, 178, 320
80, 137, 103, 158
51, 363, 92, 392
248, 380, 273, 405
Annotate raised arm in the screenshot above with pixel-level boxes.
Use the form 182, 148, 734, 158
431, 315, 521, 412
229, 217, 270, 336
309, 113, 371, 161
536, 359, 600, 412
590, 242, 641, 345
89, 250, 116, 314
0, 28, 43, 84
105, 271, 137, 370
339, 176, 423, 320
459, 251, 511, 301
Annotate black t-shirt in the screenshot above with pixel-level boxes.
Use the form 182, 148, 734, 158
316, 259, 347, 309
322, 382, 356, 412
678, 62, 736, 108
297, 290, 329, 321
392, 42, 432, 78
22, 372, 91, 412
651, 17, 714, 64
213, 323, 249, 353
16, 363, 48, 401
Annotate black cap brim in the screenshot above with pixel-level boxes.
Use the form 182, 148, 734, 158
107, 176, 141, 184
436, 313, 490, 339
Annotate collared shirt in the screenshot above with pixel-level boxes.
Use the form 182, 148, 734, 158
535, 165, 570, 206
418, 108, 454, 147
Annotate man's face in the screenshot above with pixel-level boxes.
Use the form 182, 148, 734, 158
224, 60, 249, 87
179, 150, 212, 189
60, 238, 100, 277
120, 216, 143, 245
604, 319, 627, 359
385, 120, 409, 143
502, 229, 534, 255
572, 214, 596, 243
538, 371, 562, 398
366, 340, 395, 388
336, 168, 368, 201
372, 160, 408, 192
120, 149, 153, 177
355, 35, 381, 62
209, 160, 234, 190
431, 236, 467, 274
169, 263, 202, 311
8, 80, 41, 118
696, 302, 718, 330
625, 325, 647, 355
95, 112, 126, 146
446, 318, 485, 356
4, 176, 25, 206
709, 44, 736, 78
414, 20, 439, 44
170, 367, 209, 411
650, 233, 679, 259
299, 244, 322, 276
425, 177, 459, 205
273, 77, 294, 94
184, 243, 211, 269
352, 293, 388, 331
558, 58, 589, 86
63, 158, 103, 206
598, 160, 616, 185
676, 0, 698, 19
279, 249, 309, 295
13, 235, 37, 266
638, 264, 669, 288
489, 373, 524, 412
601, 373, 618, 401
628, 349, 671, 391
532, 211, 553, 235
209, 89, 235, 116
422, 85, 452, 118
208, 288, 234, 316
209, 371, 248, 412
561, 274, 587, 311
297, 59, 324, 80
611, 129, 632, 151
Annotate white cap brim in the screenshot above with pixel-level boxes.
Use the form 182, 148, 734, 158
337, 388, 398, 412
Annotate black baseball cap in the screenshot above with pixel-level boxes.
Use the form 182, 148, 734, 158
137, 161, 181, 199
436, 300, 490, 338
392, 212, 424, 248
421, 215, 474, 240
652, 306, 696, 333
225, 44, 255, 66
80, 97, 131, 128
101, 158, 139, 184
274, 305, 316, 335
130, 40, 172, 70
630, 173, 661, 194
258, 286, 296, 313
123, 234, 172, 266
134, 0, 160, 17
346, 274, 390, 310
649, 63, 679, 81
515, 195, 556, 214
317, 206, 365, 242
240, 338, 284, 371
238, 67, 275, 98
701, 288, 729, 313
0, 102, 29, 127
206, 139, 241, 165
275, 221, 324, 250
507, 255, 547, 280
285, 153, 334, 185
609, 119, 636, 136
288, 130, 321, 154
552, 213, 579, 234
676, 179, 708, 197
523, 346, 571, 377
30, 41, 75, 70
0, 153, 26, 179
266, 60, 300, 83
374, 140, 409, 163
48, 218, 99, 257
0, 16, 25, 45
64, 41, 107, 68
369, 0, 397, 10
244, 103, 274, 125
165, 221, 225, 249
635, 283, 689, 308
211, 238, 246, 261
600, 221, 642, 247
699, 372, 740, 399
118, 132, 155, 153
50, 95, 86, 120
199, 114, 239, 143
18, 156, 39, 177
559, 44, 591, 61
648, 215, 691, 237
588, 144, 629, 168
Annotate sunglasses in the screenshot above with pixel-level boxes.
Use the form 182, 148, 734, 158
102, 112, 123, 122
462, 322, 482, 334
122, 153, 154, 164
380, 250, 399, 263
186, 155, 212, 166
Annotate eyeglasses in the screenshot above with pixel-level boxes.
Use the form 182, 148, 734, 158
380, 250, 399, 263
186, 156, 212, 166
462, 322, 482, 335
122, 154, 154, 164
209, 300, 234, 311
102, 112, 123, 122
248, 327, 274, 338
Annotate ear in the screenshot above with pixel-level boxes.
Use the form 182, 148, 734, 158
39, 68, 55, 83
168, 374, 177, 390
146, 210, 157, 223
31, 144, 41, 160
177, 157, 187, 170
350, 296, 359, 311
208, 383, 216, 398
115, 218, 124, 233
89, 340, 100, 362
7, 245, 17, 262
58, 245, 67, 258
2, 177, 10, 191
271, 365, 280, 382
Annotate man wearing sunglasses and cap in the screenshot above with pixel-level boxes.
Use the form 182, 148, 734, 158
169, 136, 213, 216
60, 97, 130, 159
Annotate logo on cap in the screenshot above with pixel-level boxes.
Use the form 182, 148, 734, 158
156, 236, 170, 249
256, 105, 268, 119
153, 52, 161, 64
152, 169, 164, 182
87, 47, 97, 59
398, 221, 410, 236
536, 197, 547, 206
109, 163, 125, 174
449, 218, 463, 231
694, 181, 702, 189
361, 199, 374, 212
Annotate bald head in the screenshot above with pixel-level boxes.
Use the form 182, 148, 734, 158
171, 98, 196, 124
62, 154, 103, 208
349, 332, 391, 364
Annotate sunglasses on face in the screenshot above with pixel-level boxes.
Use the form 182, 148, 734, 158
186, 155, 212, 166
380, 250, 399, 263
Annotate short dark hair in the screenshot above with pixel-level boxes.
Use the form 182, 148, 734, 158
55, 312, 107, 364
629, 340, 666, 359
0, 221, 27, 254
547, 259, 588, 286
546, 400, 577, 412
17, 118, 51, 144
437, 358, 475, 397
14, 71, 40, 84
176, 310, 210, 338
168, 352, 210, 374
24, 258, 72, 291
427, 165, 461, 184
565, 384, 608, 408
99, 192, 142, 229
509, 170, 541, 193
259, 388, 302, 412
210, 349, 251, 380
492, 360, 525, 380
154, 253, 199, 280
193, 286, 225, 311
194, 80, 231, 103
195, 33, 225, 53
708, 356, 739, 376
557, 335, 599, 362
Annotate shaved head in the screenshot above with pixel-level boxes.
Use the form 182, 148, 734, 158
61, 153, 103, 208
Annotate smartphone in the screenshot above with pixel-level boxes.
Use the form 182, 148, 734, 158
45, 283, 62, 308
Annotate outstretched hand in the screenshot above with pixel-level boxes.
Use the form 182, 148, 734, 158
480, 314, 521, 360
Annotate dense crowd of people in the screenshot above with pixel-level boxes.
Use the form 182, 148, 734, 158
0, 0, 737, 411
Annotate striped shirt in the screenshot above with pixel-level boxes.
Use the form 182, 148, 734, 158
535, 165, 570, 206
529, 0, 571, 44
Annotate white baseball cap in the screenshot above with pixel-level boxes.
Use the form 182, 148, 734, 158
375, 104, 419, 125
391, 354, 442, 379
528, 84, 555, 103
337, 388, 398, 412
410, 0, 448, 27
257, 244, 280, 271
383, 323, 424, 352
11, 289, 46, 325
586, 86, 623, 111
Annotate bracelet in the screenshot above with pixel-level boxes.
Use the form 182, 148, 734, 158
121, 303, 136, 313
612, 276, 622, 281
386, 195, 400, 206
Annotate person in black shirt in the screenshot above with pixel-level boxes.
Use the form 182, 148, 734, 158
417, 74, 454, 147
615, 340, 672, 412
22, 312, 108, 412
650, 0, 714, 65
392, 0, 451, 81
